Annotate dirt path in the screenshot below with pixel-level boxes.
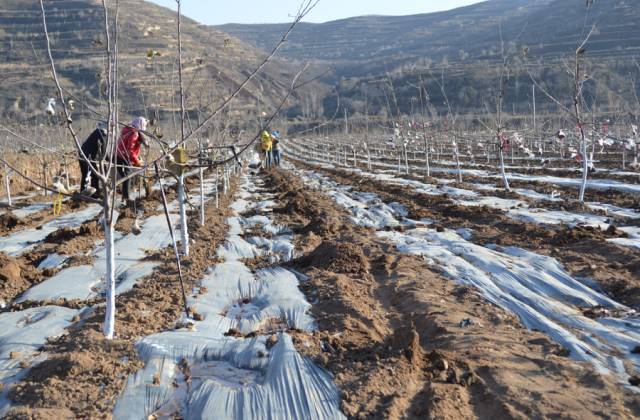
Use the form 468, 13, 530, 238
263, 167, 640, 419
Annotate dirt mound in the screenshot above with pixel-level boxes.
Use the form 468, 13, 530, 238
9, 329, 143, 418
277, 190, 311, 215
296, 240, 369, 275
300, 211, 344, 236
266, 168, 355, 238
0, 253, 29, 302
544, 200, 591, 213
0, 212, 23, 229
0, 253, 21, 283
44, 221, 100, 244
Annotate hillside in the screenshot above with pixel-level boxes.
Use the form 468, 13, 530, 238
219, 0, 640, 78
220, 0, 640, 119
0, 0, 308, 132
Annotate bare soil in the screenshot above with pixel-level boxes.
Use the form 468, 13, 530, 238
264, 166, 640, 419
4, 165, 640, 419
0, 198, 91, 238
5, 175, 235, 419
302, 162, 640, 311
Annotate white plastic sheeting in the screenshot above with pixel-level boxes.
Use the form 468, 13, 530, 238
513, 188, 562, 202
37, 253, 69, 270
506, 208, 610, 229
17, 172, 224, 304
17, 212, 177, 303
293, 165, 640, 386
587, 203, 640, 220
114, 333, 342, 420
0, 306, 79, 416
284, 140, 640, 194
286, 143, 640, 223
301, 165, 640, 247
188, 262, 314, 336
0, 204, 102, 256
379, 229, 640, 378
114, 174, 344, 419
609, 227, 640, 249
11, 203, 54, 219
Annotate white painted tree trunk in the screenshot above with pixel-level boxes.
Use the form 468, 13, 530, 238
4, 165, 11, 207
453, 142, 463, 183
63, 156, 70, 189
424, 138, 431, 178
102, 198, 116, 339
199, 166, 205, 227
499, 148, 511, 191
215, 172, 220, 209
403, 144, 409, 175
579, 132, 589, 202
178, 172, 189, 256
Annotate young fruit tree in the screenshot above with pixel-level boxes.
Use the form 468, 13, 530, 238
526, 2, 597, 202
0, 0, 319, 340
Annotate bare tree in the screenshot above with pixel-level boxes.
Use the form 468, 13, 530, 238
0, 0, 319, 340
526, 3, 597, 202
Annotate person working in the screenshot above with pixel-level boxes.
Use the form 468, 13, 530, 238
79, 122, 107, 197
271, 130, 282, 166
261, 129, 273, 168
116, 117, 149, 202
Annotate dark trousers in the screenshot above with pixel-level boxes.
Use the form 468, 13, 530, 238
79, 158, 100, 193
116, 157, 132, 200
273, 149, 281, 166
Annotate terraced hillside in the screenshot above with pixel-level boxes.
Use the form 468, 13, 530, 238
0, 0, 305, 127
220, 0, 640, 77
220, 0, 640, 118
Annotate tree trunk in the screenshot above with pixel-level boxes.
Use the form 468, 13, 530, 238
499, 148, 511, 191
199, 166, 205, 227
178, 172, 189, 256
578, 129, 589, 202
403, 143, 409, 175
102, 195, 116, 339
4, 164, 11, 207
453, 140, 463, 183
215, 171, 219, 209
424, 136, 431, 178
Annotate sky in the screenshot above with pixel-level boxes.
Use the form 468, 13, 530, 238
148, 0, 484, 25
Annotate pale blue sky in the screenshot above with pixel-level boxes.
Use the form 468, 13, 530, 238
149, 0, 484, 25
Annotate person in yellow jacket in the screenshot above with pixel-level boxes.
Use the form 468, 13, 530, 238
261, 130, 273, 168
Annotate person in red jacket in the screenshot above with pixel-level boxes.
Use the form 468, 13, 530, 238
116, 117, 149, 201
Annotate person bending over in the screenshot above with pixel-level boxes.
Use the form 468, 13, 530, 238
116, 117, 149, 202
79, 122, 107, 197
